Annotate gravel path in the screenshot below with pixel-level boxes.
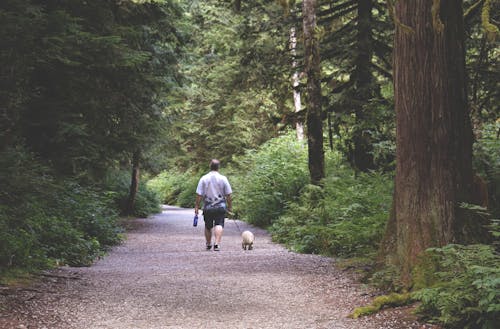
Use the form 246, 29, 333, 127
0, 206, 432, 329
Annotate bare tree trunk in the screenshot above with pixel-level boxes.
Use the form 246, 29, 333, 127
234, 0, 241, 13
290, 26, 304, 141
381, 0, 475, 285
126, 150, 141, 215
302, 0, 324, 185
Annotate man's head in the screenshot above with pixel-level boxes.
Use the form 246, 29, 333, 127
210, 159, 220, 171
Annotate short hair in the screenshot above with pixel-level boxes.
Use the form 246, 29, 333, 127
210, 159, 220, 171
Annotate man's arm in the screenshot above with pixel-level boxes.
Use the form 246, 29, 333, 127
226, 194, 232, 214
195, 194, 202, 215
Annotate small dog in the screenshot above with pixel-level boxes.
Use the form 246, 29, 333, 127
241, 230, 254, 250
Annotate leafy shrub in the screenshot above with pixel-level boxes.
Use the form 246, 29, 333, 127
270, 165, 393, 258
147, 169, 200, 208
103, 170, 160, 217
37, 215, 101, 267
175, 172, 202, 208
147, 171, 182, 204
231, 133, 309, 227
0, 147, 123, 272
474, 122, 500, 216
413, 244, 500, 329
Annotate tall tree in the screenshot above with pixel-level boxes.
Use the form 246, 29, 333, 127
348, 0, 377, 171
173, 0, 292, 169
1, 0, 183, 181
380, 0, 477, 285
303, 0, 325, 184
318, 0, 395, 172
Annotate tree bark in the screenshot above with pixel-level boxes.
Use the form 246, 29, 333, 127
302, 0, 324, 185
126, 150, 141, 215
381, 0, 475, 285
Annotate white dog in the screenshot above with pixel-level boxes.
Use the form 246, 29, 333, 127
241, 230, 254, 250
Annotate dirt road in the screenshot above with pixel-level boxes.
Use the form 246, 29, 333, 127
0, 206, 427, 329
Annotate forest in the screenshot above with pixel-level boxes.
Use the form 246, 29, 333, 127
1, 0, 499, 328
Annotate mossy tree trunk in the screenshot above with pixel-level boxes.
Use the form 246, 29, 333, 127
381, 0, 475, 286
303, 0, 325, 185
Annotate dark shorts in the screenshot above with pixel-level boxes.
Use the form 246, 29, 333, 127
203, 207, 226, 229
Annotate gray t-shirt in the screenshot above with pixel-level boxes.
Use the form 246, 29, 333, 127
196, 171, 232, 209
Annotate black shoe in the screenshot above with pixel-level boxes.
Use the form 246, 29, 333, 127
206, 244, 212, 250
213, 245, 220, 251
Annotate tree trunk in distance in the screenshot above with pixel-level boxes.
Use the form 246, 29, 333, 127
234, 0, 241, 13
290, 26, 304, 141
302, 0, 324, 185
126, 150, 141, 215
349, 0, 376, 172
381, 0, 476, 286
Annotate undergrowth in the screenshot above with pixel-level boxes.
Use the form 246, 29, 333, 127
231, 133, 310, 227
270, 166, 393, 258
0, 147, 159, 275
147, 169, 200, 208
412, 244, 500, 329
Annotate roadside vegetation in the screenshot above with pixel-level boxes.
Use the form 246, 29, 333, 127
2, 1, 498, 328
153, 123, 499, 329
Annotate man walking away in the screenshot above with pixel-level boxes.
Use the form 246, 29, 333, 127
195, 159, 232, 251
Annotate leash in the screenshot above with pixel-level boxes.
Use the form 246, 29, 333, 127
227, 211, 242, 234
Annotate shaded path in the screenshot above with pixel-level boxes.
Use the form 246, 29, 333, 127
1, 206, 426, 329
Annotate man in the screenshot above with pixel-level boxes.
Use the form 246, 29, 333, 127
195, 159, 232, 251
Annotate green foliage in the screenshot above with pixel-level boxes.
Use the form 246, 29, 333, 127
167, 0, 292, 169
147, 169, 200, 208
474, 122, 500, 216
232, 133, 310, 227
0, 0, 184, 179
413, 244, 500, 329
270, 159, 393, 257
103, 170, 160, 218
0, 147, 122, 271
464, 0, 499, 126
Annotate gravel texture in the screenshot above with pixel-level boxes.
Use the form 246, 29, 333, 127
0, 206, 437, 329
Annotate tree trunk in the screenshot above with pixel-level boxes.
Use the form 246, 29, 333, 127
290, 26, 304, 141
234, 0, 241, 13
381, 0, 475, 285
349, 0, 376, 172
126, 150, 141, 215
302, 0, 324, 185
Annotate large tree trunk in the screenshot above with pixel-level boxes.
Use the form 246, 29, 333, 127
126, 150, 141, 215
302, 0, 324, 185
381, 0, 475, 285
349, 0, 376, 172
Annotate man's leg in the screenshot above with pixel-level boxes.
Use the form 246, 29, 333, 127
214, 225, 223, 246
205, 227, 212, 246
204, 216, 214, 249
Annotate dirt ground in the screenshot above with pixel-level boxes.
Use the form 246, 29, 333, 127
0, 206, 436, 329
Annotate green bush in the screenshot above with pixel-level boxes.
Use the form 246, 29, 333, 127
103, 170, 160, 217
474, 122, 500, 217
147, 169, 200, 208
413, 244, 500, 329
270, 165, 393, 257
176, 172, 202, 208
0, 147, 123, 272
231, 133, 310, 227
